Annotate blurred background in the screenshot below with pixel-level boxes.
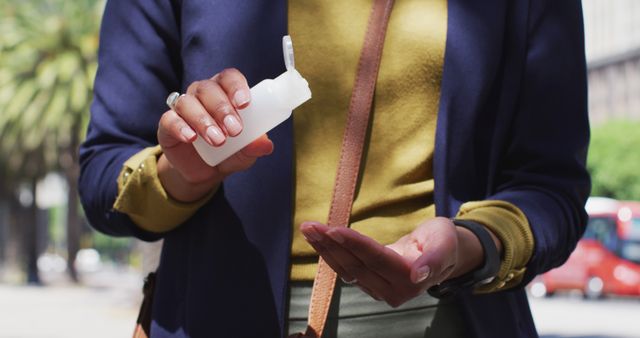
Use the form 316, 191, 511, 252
0, 0, 639, 337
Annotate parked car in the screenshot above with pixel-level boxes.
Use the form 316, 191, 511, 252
529, 197, 640, 298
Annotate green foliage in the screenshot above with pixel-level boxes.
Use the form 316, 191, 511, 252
88, 231, 134, 264
0, 0, 103, 180
588, 120, 640, 200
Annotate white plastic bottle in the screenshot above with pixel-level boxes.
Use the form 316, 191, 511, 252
193, 36, 312, 167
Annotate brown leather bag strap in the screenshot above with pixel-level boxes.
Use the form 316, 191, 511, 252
133, 272, 156, 338
295, 1, 395, 337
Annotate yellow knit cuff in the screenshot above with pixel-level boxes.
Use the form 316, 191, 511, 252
455, 200, 534, 293
113, 145, 214, 233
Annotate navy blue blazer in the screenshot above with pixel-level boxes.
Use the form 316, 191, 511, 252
79, 0, 590, 337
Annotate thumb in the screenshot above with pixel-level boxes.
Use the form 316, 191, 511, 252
409, 219, 458, 284
241, 134, 274, 157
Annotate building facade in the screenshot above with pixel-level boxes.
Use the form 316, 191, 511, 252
583, 0, 640, 124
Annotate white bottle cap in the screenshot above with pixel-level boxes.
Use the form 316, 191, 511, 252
272, 35, 311, 110
283, 35, 295, 71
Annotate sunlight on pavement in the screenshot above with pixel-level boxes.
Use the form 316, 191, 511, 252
530, 295, 640, 338
0, 271, 141, 338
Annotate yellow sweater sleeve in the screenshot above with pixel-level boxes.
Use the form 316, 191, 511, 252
455, 200, 535, 293
112, 145, 214, 233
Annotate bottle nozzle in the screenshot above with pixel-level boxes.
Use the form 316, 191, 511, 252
283, 35, 295, 71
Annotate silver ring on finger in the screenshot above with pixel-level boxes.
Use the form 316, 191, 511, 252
166, 91, 184, 110
340, 276, 358, 285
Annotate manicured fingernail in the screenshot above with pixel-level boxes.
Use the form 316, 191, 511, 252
180, 127, 196, 141
234, 89, 250, 107
206, 125, 225, 145
327, 230, 345, 244
415, 265, 431, 284
304, 227, 322, 242
223, 115, 242, 136
302, 233, 316, 243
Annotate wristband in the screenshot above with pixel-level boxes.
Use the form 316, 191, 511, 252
427, 219, 501, 298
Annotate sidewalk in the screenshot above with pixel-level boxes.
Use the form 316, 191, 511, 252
530, 294, 640, 338
0, 267, 142, 338
2, 267, 639, 338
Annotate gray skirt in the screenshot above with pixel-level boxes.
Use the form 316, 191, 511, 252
287, 281, 468, 338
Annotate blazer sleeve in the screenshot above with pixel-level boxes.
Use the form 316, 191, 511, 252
79, 0, 182, 241
488, 0, 591, 286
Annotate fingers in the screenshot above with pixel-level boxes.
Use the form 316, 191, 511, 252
191, 79, 243, 137
386, 235, 422, 263
171, 68, 251, 149
174, 91, 227, 146
156, 69, 267, 196
215, 149, 257, 177
157, 111, 220, 184
301, 222, 389, 282
158, 110, 197, 148
213, 68, 251, 109
355, 284, 383, 301
303, 224, 390, 296
299, 218, 462, 307
215, 134, 273, 177
410, 218, 459, 285
325, 226, 410, 286
300, 223, 357, 280
301, 222, 420, 307
241, 134, 274, 157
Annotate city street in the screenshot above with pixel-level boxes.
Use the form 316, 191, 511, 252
1, 272, 639, 338
0, 268, 141, 338
531, 294, 640, 338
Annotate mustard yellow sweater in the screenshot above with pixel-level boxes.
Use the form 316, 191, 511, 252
113, 0, 534, 292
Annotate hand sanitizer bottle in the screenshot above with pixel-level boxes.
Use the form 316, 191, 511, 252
193, 36, 312, 167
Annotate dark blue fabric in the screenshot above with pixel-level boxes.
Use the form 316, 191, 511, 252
436, 1, 590, 337
79, 0, 589, 337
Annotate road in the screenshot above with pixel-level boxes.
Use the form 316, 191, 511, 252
0, 267, 141, 338
0, 274, 639, 337
530, 294, 640, 338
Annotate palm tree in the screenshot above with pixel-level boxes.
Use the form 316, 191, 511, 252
0, 0, 104, 282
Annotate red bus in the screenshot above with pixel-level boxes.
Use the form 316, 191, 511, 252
529, 197, 640, 298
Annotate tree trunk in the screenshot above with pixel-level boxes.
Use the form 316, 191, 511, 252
3, 192, 22, 281
66, 121, 82, 283
66, 165, 80, 282
0, 196, 7, 264
24, 177, 40, 284
0, 177, 5, 267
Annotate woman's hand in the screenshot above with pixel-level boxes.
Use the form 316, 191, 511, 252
157, 68, 273, 202
300, 217, 500, 307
